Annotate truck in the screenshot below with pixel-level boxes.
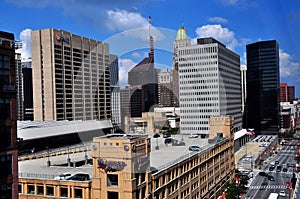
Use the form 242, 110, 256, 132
268, 193, 279, 199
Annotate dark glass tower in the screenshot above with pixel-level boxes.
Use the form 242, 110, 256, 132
245, 40, 280, 134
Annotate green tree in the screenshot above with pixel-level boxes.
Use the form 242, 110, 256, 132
224, 183, 242, 199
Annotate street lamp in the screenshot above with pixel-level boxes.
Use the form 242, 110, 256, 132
46, 146, 51, 167
67, 145, 71, 167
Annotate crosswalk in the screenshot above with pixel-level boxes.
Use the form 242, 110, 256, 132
249, 185, 287, 189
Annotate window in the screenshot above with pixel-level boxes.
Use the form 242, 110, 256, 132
60, 187, 68, 197
0, 127, 11, 150
0, 155, 12, 178
37, 185, 44, 195
0, 99, 10, 119
46, 186, 54, 196
18, 184, 22, 194
108, 191, 119, 199
0, 183, 12, 199
27, 184, 35, 195
74, 188, 83, 198
107, 174, 118, 187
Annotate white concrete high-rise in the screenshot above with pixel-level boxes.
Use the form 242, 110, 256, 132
178, 37, 242, 136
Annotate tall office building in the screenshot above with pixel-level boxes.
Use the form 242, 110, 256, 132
246, 40, 280, 134
280, 83, 295, 103
178, 37, 242, 136
110, 54, 121, 128
16, 53, 24, 120
127, 35, 158, 117
0, 31, 18, 199
241, 64, 247, 114
22, 59, 34, 120
172, 26, 190, 108
158, 69, 175, 107
31, 29, 111, 121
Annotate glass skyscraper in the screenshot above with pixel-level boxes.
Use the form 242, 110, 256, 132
245, 40, 280, 134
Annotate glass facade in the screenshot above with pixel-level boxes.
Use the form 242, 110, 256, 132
245, 40, 280, 133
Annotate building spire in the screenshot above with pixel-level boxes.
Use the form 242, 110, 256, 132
148, 16, 154, 59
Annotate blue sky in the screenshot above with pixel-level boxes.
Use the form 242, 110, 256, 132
1, 0, 300, 96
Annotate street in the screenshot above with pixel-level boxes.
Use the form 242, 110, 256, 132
243, 140, 298, 199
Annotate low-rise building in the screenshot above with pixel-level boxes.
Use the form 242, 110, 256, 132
18, 116, 235, 199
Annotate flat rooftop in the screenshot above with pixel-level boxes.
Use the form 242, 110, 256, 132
19, 134, 221, 180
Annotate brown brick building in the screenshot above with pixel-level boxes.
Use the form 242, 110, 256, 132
18, 116, 235, 199
0, 31, 18, 199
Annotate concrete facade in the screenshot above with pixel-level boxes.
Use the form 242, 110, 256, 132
31, 28, 111, 121
178, 37, 242, 136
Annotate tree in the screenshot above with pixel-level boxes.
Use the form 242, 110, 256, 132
224, 183, 242, 199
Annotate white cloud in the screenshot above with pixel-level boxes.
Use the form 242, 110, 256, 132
279, 49, 300, 78
131, 51, 142, 58
195, 24, 238, 50
106, 9, 165, 42
119, 58, 136, 86
16, 28, 32, 59
208, 17, 228, 24
106, 9, 148, 31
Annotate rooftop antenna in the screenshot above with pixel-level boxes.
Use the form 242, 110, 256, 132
148, 16, 154, 58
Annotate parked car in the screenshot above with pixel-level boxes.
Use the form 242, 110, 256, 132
189, 145, 201, 151
163, 132, 171, 138
164, 138, 173, 144
276, 165, 282, 172
279, 190, 286, 196
54, 172, 71, 180
258, 171, 267, 176
66, 173, 90, 181
282, 167, 288, 172
268, 175, 275, 181
188, 134, 198, 138
275, 160, 279, 165
172, 140, 185, 146
269, 165, 275, 171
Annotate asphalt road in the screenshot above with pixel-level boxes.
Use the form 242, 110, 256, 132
243, 140, 298, 199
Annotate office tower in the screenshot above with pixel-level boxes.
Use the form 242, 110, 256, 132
16, 56, 34, 121
120, 87, 131, 130
241, 64, 247, 114
0, 31, 18, 199
110, 54, 121, 128
280, 83, 295, 103
172, 26, 190, 107
158, 69, 174, 107
178, 37, 242, 136
16, 53, 24, 120
246, 40, 280, 134
31, 29, 111, 121
127, 35, 158, 117
22, 59, 33, 120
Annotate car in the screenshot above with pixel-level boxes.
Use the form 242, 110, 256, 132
188, 134, 198, 138
279, 190, 286, 196
282, 167, 288, 172
275, 160, 279, 165
66, 173, 90, 181
172, 140, 185, 146
258, 171, 267, 176
276, 165, 282, 172
189, 145, 201, 151
268, 175, 275, 181
164, 138, 173, 144
54, 172, 71, 180
163, 132, 171, 138
269, 165, 275, 171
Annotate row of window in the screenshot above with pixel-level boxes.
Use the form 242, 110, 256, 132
18, 184, 83, 198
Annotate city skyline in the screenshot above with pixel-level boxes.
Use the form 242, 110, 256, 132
1, 0, 300, 96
